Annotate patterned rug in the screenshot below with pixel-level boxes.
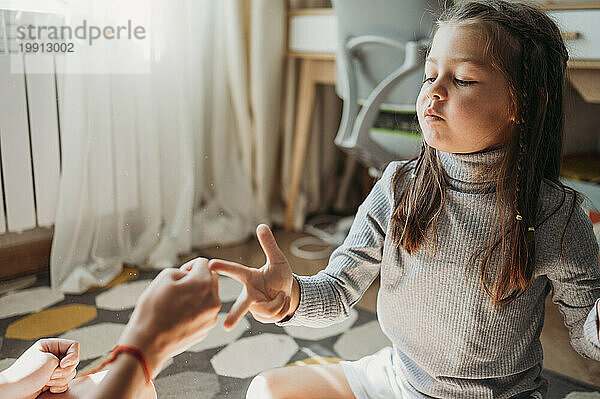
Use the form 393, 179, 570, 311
0, 268, 598, 399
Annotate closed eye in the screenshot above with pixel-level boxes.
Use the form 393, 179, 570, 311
422, 76, 476, 86
455, 78, 476, 86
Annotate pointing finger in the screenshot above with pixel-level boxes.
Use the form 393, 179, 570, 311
256, 224, 286, 264
208, 259, 253, 283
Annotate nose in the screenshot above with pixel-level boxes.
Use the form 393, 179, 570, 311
425, 80, 447, 103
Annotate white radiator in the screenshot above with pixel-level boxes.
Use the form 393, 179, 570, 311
0, 9, 62, 233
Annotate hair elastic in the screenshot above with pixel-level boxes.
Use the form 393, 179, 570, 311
516, 214, 535, 232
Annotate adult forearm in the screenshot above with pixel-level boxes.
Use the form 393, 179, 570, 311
86, 354, 149, 399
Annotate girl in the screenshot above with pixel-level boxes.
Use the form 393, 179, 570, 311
209, 1, 600, 397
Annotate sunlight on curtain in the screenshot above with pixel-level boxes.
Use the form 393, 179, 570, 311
51, 0, 285, 293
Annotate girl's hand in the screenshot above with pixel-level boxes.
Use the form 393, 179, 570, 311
209, 224, 298, 330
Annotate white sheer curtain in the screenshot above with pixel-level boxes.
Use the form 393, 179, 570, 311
51, 0, 285, 293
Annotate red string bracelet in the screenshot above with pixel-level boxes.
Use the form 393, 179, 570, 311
83, 345, 153, 385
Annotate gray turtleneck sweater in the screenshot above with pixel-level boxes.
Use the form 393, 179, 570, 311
278, 147, 600, 398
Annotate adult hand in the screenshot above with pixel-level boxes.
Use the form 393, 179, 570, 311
209, 224, 299, 330
117, 257, 221, 376
0, 338, 79, 399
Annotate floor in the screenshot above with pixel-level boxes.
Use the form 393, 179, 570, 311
0, 233, 394, 399
0, 228, 598, 398
202, 229, 600, 388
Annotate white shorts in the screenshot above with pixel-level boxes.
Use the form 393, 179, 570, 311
339, 347, 545, 399
339, 347, 407, 399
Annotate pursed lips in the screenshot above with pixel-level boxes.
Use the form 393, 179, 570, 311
424, 109, 445, 121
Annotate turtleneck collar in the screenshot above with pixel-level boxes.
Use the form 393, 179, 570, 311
437, 146, 508, 193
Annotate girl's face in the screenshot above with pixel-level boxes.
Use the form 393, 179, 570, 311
417, 24, 516, 154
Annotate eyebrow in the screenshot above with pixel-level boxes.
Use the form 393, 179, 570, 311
426, 56, 488, 68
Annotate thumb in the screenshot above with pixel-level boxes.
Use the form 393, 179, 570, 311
256, 224, 287, 264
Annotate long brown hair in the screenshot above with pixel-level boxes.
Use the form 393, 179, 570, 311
391, 0, 577, 306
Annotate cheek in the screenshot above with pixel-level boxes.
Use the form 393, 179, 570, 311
416, 88, 427, 112
451, 93, 506, 129
475, 103, 510, 130
416, 88, 429, 126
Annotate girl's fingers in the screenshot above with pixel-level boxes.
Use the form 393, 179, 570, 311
208, 259, 253, 284
251, 295, 291, 324
256, 224, 287, 264
251, 291, 285, 315
250, 311, 274, 324
273, 295, 292, 321
224, 289, 253, 331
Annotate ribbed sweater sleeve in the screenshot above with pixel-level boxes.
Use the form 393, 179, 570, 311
545, 192, 600, 359
584, 298, 600, 348
277, 162, 401, 327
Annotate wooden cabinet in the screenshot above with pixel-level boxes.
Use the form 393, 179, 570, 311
542, 3, 600, 209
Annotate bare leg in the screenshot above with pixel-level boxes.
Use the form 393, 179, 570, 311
246, 364, 356, 399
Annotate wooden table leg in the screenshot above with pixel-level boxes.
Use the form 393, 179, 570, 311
285, 59, 316, 231
284, 58, 337, 231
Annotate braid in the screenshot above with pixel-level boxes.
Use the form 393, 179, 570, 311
514, 129, 526, 215
514, 38, 530, 220
515, 37, 537, 282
